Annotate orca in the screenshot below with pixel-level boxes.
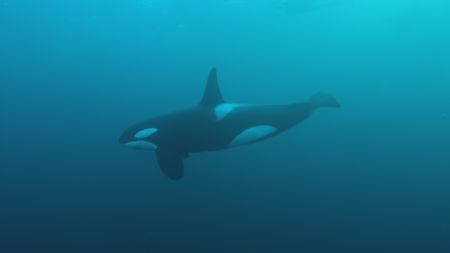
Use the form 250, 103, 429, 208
119, 68, 340, 180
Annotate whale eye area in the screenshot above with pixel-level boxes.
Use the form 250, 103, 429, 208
134, 128, 158, 139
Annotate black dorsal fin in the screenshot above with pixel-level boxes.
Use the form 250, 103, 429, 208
199, 68, 224, 106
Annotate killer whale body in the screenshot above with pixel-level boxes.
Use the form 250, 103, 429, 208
119, 68, 340, 180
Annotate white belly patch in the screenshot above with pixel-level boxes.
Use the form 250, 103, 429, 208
134, 128, 158, 139
229, 125, 278, 147
215, 103, 245, 121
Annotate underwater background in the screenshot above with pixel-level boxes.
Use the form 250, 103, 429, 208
1, 0, 449, 252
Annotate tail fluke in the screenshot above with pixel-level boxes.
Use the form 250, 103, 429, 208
309, 92, 340, 108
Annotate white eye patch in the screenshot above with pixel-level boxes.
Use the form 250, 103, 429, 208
134, 128, 158, 139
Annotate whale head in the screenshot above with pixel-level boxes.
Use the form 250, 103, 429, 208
119, 125, 159, 150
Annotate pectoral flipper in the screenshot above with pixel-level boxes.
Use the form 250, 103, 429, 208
155, 148, 186, 180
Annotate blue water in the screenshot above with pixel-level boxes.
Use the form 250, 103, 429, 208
1, 1, 449, 252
